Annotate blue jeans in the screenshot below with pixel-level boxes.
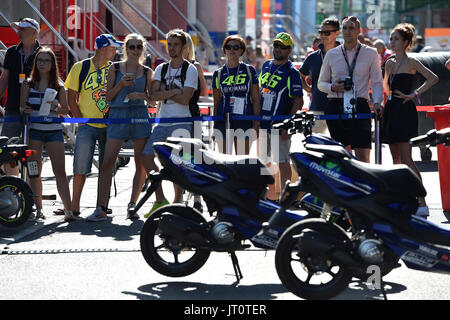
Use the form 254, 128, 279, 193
73, 124, 107, 175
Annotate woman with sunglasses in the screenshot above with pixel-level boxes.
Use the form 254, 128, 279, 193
87, 33, 154, 222
212, 35, 260, 154
20, 47, 76, 222
382, 23, 438, 218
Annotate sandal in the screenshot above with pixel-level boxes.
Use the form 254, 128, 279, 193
36, 210, 46, 220
53, 208, 65, 216
127, 203, 139, 220
64, 210, 78, 222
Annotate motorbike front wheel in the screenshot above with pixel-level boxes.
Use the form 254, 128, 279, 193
140, 204, 211, 277
0, 176, 34, 228
275, 219, 353, 300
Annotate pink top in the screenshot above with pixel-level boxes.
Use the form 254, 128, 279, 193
318, 42, 384, 105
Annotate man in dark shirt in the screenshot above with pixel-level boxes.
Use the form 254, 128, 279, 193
0, 18, 41, 131
300, 17, 340, 135
0, 18, 41, 174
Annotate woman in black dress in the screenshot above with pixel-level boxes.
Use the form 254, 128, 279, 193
382, 23, 438, 218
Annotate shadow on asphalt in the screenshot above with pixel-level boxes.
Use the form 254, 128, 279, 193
123, 281, 287, 300
335, 279, 408, 300
6, 218, 144, 243
120, 278, 407, 300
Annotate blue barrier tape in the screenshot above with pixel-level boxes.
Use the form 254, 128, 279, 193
0, 113, 374, 124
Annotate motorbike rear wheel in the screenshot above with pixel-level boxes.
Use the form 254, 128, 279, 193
0, 176, 34, 228
140, 204, 211, 277
275, 219, 353, 300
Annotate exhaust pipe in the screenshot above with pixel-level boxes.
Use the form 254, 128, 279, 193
158, 213, 212, 247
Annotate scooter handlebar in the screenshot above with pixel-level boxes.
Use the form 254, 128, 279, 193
410, 127, 450, 147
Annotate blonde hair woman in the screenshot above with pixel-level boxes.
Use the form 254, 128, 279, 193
87, 33, 154, 221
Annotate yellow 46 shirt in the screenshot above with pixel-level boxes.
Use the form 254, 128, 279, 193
64, 59, 110, 128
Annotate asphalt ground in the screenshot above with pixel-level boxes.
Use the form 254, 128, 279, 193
0, 124, 448, 301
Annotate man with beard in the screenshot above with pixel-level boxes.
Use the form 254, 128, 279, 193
143, 29, 198, 216
258, 32, 303, 202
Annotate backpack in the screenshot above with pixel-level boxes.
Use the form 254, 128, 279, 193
78, 58, 92, 93
160, 60, 200, 117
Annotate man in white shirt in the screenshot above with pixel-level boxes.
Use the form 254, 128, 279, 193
143, 29, 198, 215
318, 16, 383, 162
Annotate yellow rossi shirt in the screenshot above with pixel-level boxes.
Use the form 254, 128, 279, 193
65, 59, 110, 128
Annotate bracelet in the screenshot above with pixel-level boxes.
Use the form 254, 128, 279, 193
414, 90, 421, 104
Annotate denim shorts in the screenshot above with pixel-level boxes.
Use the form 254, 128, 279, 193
107, 106, 152, 141
143, 123, 193, 156
29, 129, 64, 143
73, 124, 107, 175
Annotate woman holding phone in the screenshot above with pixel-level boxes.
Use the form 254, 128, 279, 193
20, 47, 75, 222
86, 33, 154, 222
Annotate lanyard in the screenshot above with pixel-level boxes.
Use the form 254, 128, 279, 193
388, 54, 406, 88
340, 44, 361, 78
264, 61, 287, 89
168, 65, 181, 89
20, 52, 25, 75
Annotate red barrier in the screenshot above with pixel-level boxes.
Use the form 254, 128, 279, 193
425, 104, 450, 213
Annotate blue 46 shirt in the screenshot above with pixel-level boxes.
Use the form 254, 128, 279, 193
212, 63, 258, 131
259, 60, 303, 129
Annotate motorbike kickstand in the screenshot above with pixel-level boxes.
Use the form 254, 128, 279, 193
229, 251, 243, 285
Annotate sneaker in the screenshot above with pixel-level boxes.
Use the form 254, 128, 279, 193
144, 199, 169, 218
86, 206, 108, 222
193, 201, 203, 213
127, 203, 140, 220
416, 206, 429, 218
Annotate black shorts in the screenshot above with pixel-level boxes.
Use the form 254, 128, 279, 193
325, 98, 372, 149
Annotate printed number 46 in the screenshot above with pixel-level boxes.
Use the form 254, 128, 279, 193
222, 74, 247, 86
260, 72, 282, 88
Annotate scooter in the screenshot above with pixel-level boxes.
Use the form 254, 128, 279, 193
0, 136, 36, 228
271, 120, 450, 299
133, 116, 325, 282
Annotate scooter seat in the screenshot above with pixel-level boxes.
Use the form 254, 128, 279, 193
305, 144, 353, 159
343, 159, 426, 198
202, 149, 275, 185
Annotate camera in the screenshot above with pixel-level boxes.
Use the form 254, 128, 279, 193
342, 76, 353, 91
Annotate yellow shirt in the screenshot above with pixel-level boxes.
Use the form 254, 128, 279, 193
64, 59, 110, 128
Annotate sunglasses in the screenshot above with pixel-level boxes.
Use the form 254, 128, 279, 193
127, 44, 144, 50
319, 29, 339, 36
273, 43, 291, 50
225, 44, 242, 51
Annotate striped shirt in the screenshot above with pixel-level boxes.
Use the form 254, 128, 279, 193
27, 87, 62, 131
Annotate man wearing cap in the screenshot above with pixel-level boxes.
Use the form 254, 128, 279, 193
258, 32, 303, 202
64, 34, 122, 217
0, 18, 41, 175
